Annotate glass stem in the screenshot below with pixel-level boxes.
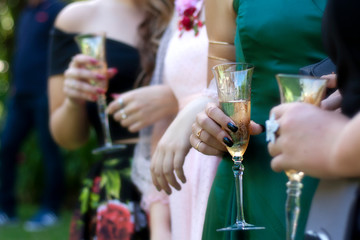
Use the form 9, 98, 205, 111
97, 94, 112, 147
233, 156, 245, 226
286, 179, 303, 240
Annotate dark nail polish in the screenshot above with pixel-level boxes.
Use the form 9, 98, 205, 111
227, 122, 238, 132
260, 124, 266, 133
223, 137, 233, 147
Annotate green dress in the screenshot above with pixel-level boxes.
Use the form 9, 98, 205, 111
202, 0, 328, 239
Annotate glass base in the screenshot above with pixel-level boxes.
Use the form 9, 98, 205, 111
217, 222, 265, 232
92, 144, 126, 155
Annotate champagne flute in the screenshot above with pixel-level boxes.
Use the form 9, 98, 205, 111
275, 74, 327, 240
75, 33, 125, 155
213, 63, 265, 231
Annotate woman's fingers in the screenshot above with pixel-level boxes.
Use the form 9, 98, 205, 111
63, 78, 99, 102
69, 54, 99, 68
189, 133, 224, 156
191, 120, 227, 151
64, 66, 96, 81
162, 152, 181, 191
321, 90, 342, 111
173, 150, 187, 184
205, 102, 234, 130
63, 54, 108, 103
106, 67, 118, 79
196, 111, 230, 149
151, 151, 171, 194
250, 120, 265, 135
321, 73, 337, 88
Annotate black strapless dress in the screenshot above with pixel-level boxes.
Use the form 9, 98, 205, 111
49, 28, 149, 240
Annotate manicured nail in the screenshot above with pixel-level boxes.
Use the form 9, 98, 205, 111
89, 58, 98, 64
95, 74, 106, 80
111, 93, 121, 99
260, 124, 266, 133
223, 137, 233, 147
227, 122, 238, 132
96, 88, 106, 94
108, 67, 118, 74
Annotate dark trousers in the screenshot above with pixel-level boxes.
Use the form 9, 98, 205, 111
0, 92, 64, 217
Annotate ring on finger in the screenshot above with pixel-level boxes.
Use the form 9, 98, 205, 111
120, 109, 127, 120
265, 113, 279, 143
117, 97, 124, 108
196, 128, 203, 138
67, 80, 76, 88
195, 140, 202, 151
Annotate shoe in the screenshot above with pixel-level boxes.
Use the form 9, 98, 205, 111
23, 209, 58, 231
0, 211, 18, 226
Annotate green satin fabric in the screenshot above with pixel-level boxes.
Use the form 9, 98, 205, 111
202, 0, 328, 239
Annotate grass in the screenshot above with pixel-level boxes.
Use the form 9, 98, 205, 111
0, 204, 72, 240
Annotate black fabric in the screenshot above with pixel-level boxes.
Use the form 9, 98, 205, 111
299, 58, 337, 97
346, 187, 360, 240
299, 58, 336, 77
69, 145, 149, 240
322, 0, 360, 118
48, 28, 140, 143
322, 1, 360, 238
304, 233, 322, 240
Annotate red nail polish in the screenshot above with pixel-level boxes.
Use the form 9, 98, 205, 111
109, 67, 118, 74
95, 74, 106, 80
89, 58, 98, 64
111, 93, 121, 99
96, 88, 106, 94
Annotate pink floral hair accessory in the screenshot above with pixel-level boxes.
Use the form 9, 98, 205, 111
175, 0, 204, 37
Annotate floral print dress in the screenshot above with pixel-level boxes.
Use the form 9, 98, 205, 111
48, 28, 149, 240
69, 148, 148, 240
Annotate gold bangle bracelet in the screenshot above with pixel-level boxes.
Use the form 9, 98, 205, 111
208, 55, 232, 62
209, 40, 234, 46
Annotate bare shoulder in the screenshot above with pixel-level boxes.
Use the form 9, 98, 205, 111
54, 1, 97, 33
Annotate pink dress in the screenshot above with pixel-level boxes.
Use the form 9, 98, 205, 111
162, 12, 221, 240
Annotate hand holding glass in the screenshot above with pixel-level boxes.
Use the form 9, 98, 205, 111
75, 33, 125, 154
213, 63, 264, 231
275, 74, 327, 240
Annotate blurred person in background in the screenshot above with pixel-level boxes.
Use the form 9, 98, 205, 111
47, 0, 173, 239
0, 0, 65, 231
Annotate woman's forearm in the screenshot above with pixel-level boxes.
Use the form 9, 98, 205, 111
49, 75, 90, 149
50, 98, 90, 149
330, 112, 360, 178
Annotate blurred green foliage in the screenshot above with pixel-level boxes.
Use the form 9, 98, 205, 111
0, 0, 99, 209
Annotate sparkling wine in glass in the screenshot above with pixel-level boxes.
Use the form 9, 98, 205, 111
75, 33, 125, 155
213, 62, 265, 231
275, 73, 327, 240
